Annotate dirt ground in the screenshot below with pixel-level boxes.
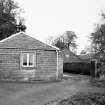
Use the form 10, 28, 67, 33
0, 74, 105, 105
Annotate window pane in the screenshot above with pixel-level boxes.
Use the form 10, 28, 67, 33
23, 53, 27, 66
29, 54, 34, 66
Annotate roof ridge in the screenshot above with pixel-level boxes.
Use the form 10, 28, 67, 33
45, 43, 60, 50
0, 31, 25, 43
0, 32, 58, 50
27, 35, 59, 50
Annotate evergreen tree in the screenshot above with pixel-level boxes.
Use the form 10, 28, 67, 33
0, 0, 26, 40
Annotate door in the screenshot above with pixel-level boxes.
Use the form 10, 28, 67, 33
90, 60, 97, 78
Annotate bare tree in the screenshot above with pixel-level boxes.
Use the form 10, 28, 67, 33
52, 31, 77, 52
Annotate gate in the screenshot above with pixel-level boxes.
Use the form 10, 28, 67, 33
90, 60, 97, 78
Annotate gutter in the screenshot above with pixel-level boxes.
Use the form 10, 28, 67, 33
56, 50, 59, 80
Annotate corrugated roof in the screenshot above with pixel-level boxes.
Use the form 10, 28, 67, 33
0, 32, 58, 50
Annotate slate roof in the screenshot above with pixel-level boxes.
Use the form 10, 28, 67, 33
0, 32, 58, 50
79, 54, 91, 62
79, 54, 90, 60
61, 49, 85, 63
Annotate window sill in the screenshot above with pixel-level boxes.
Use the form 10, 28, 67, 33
22, 66, 34, 68
21, 66, 36, 70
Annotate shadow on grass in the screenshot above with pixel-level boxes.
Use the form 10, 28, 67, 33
45, 92, 105, 105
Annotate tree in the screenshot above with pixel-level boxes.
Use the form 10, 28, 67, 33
91, 11, 105, 61
52, 31, 77, 52
0, 0, 26, 40
46, 36, 55, 45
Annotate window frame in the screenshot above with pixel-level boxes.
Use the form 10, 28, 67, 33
21, 53, 35, 67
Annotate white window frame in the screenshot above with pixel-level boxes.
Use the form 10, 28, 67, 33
21, 53, 35, 67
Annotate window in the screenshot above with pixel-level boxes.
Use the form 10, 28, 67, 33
65, 54, 69, 58
22, 53, 35, 67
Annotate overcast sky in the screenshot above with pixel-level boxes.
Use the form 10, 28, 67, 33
16, 0, 105, 53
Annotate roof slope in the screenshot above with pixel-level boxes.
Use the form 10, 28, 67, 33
61, 49, 85, 63
79, 54, 91, 62
0, 32, 57, 50
79, 54, 90, 60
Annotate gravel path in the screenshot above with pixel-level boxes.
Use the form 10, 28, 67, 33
0, 74, 105, 105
